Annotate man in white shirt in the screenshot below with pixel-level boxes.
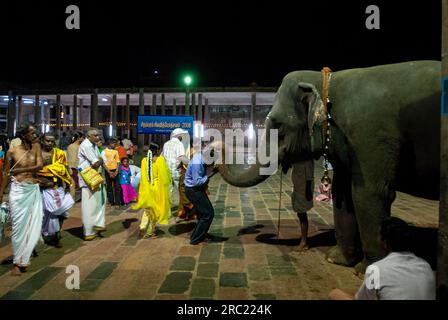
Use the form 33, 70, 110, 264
78, 128, 107, 241
329, 217, 435, 300
162, 128, 189, 201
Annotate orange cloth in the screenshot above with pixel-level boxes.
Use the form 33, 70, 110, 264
102, 148, 120, 170
37, 148, 72, 185
116, 146, 127, 161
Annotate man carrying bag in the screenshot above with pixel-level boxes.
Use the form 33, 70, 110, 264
78, 128, 106, 241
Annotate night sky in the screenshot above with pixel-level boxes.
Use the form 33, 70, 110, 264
0, 0, 442, 89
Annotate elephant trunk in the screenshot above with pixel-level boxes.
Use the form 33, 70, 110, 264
218, 119, 278, 187
218, 161, 270, 187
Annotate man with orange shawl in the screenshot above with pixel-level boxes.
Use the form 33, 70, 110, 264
133, 143, 172, 238
37, 132, 74, 248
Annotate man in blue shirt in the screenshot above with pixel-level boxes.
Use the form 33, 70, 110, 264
185, 143, 219, 245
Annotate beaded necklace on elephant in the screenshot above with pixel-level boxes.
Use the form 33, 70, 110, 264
321, 67, 332, 181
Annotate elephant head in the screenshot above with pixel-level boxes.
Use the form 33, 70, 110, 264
219, 71, 327, 187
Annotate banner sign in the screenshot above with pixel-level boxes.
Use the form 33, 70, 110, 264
137, 115, 194, 134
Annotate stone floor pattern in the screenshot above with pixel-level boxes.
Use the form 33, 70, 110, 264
0, 164, 439, 300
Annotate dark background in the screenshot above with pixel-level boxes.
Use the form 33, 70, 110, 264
0, 0, 442, 88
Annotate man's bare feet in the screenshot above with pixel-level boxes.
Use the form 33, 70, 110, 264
11, 265, 23, 276
296, 241, 309, 252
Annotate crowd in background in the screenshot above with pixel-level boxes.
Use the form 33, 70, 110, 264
0, 130, 139, 204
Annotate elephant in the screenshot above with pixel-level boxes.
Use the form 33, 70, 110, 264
218, 60, 441, 273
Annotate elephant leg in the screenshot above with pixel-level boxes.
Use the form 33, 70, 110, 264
351, 185, 392, 274
326, 168, 362, 266
328, 202, 361, 266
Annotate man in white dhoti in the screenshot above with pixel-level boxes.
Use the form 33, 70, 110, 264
37, 133, 75, 248
0, 123, 44, 275
78, 128, 107, 241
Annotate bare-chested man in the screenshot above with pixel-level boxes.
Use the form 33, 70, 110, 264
37, 133, 74, 248
0, 123, 43, 275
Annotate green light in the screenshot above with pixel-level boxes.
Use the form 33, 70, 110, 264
184, 76, 192, 85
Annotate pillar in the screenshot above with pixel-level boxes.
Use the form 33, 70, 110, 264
34, 95, 41, 128
79, 98, 84, 128
138, 88, 145, 150
111, 94, 117, 137
204, 98, 209, 128
73, 95, 78, 130
151, 94, 157, 144
173, 98, 177, 115
198, 93, 203, 123
17, 96, 23, 126
126, 94, 131, 138
185, 87, 190, 115
191, 93, 196, 119
161, 94, 165, 115
152, 94, 157, 115
45, 100, 51, 133
7, 92, 16, 137
55, 95, 61, 136
251, 91, 256, 125
90, 90, 98, 128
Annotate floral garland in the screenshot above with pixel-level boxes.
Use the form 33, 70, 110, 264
147, 150, 154, 185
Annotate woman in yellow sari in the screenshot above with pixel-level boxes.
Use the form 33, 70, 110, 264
133, 143, 172, 238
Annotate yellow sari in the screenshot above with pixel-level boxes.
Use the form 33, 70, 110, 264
133, 155, 172, 225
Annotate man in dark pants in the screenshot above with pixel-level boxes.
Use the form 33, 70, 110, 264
184, 144, 219, 245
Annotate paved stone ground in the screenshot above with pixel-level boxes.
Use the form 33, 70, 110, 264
0, 162, 438, 300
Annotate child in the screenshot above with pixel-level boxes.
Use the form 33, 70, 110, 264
101, 138, 124, 207
316, 174, 332, 203
119, 157, 138, 205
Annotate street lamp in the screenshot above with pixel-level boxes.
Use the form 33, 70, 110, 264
184, 75, 192, 115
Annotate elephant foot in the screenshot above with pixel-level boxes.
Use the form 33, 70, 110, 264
326, 245, 358, 267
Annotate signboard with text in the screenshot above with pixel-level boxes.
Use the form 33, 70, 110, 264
137, 115, 194, 135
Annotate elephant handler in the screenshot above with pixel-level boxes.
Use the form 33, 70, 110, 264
291, 160, 314, 251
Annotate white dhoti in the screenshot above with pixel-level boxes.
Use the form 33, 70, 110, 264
42, 187, 75, 236
9, 180, 43, 267
170, 176, 180, 206
81, 185, 106, 237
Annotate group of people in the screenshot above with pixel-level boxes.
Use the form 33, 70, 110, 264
0, 124, 436, 300
134, 127, 219, 244
0, 124, 75, 275
0, 123, 219, 275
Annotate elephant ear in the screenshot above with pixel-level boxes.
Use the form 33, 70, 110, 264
297, 82, 326, 135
